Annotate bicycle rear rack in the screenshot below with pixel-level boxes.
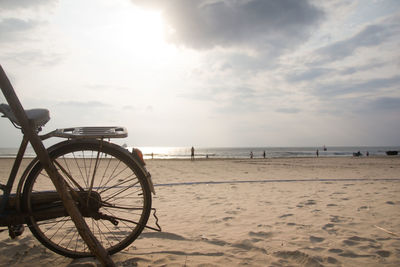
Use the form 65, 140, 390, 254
49, 126, 128, 139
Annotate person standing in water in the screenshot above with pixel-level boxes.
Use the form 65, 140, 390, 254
191, 146, 195, 161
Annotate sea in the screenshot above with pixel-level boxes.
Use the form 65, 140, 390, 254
0, 146, 398, 160
128, 146, 398, 159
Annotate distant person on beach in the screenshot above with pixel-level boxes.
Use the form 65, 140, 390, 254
366, 151, 369, 156
316, 149, 319, 157
250, 151, 253, 159
263, 150, 266, 158
191, 146, 195, 161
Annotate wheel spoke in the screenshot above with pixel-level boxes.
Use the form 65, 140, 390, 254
23, 141, 151, 258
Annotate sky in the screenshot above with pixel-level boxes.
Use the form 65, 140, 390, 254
0, 0, 399, 148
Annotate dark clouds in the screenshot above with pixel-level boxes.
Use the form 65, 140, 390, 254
132, 0, 324, 51
133, 0, 399, 126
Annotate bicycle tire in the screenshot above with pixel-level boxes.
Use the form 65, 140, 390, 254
22, 139, 152, 258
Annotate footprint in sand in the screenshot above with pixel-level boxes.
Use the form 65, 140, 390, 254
274, 250, 324, 267
139, 232, 186, 241
326, 256, 339, 264
233, 239, 267, 253
310, 236, 325, 243
322, 223, 336, 234
305, 199, 316, 205
330, 215, 348, 223
279, 213, 294, 218
343, 239, 358, 246
297, 200, 316, 207
249, 231, 274, 239
225, 210, 240, 215
345, 236, 376, 243
328, 248, 343, 254
338, 250, 374, 258
323, 223, 334, 229
376, 250, 391, 257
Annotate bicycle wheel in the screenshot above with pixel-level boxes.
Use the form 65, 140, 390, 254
22, 139, 152, 258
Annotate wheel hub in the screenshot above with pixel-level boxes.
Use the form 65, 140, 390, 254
77, 191, 102, 217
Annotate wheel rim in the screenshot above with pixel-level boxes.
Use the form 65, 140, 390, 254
24, 142, 151, 257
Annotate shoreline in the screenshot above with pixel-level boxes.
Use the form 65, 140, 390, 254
1, 144, 399, 160
144, 154, 398, 160
0, 155, 398, 162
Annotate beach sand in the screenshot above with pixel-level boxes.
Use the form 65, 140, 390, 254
0, 156, 399, 266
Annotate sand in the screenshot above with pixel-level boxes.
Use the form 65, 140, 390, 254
0, 156, 399, 266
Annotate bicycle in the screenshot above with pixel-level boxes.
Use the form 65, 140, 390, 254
0, 66, 160, 260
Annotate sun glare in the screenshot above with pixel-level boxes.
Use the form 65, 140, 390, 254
106, 7, 172, 62
64, 2, 174, 67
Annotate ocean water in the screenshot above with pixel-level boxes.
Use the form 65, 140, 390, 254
0, 146, 398, 159
136, 146, 399, 159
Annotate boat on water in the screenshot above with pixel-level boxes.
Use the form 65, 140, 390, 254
386, 151, 398, 156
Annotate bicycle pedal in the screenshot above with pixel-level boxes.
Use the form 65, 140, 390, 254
8, 224, 24, 239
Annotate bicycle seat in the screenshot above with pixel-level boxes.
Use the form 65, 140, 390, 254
0, 103, 50, 128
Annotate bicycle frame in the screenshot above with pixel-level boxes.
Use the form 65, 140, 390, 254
0, 64, 115, 266
0, 136, 29, 223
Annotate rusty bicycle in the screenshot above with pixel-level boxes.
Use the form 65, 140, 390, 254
0, 66, 159, 260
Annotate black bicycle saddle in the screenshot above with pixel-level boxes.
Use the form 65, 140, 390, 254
0, 103, 50, 128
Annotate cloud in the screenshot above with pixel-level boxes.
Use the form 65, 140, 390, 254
0, 18, 42, 42
181, 84, 263, 113
132, 0, 324, 51
0, 18, 63, 65
275, 107, 301, 114
314, 19, 400, 64
286, 67, 332, 82
0, 50, 64, 66
0, 3, 62, 65
285, 60, 389, 83
0, 0, 57, 10
0, 18, 38, 32
315, 75, 400, 98
369, 97, 400, 111
339, 61, 386, 76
